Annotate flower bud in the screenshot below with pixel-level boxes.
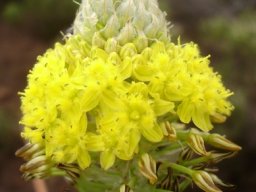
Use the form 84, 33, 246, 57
73, 0, 170, 46
209, 151, 237, 163
207, 134, 241, 151
105, 38, 119, 53
192, 171, 222, 192
179, 147, 194, 161
92, 32, 106, 48
211, 113, 227, 124
120, 43, 137, 59
19, 154, 62, 181
20, 155, 47, 172
210, 174, 234, 188
161, 121, 177, 141
15, 143, 43, 160
120, 184, 134, 192
187, 133, 208, 156
117, 22, 137, 45
138, 153, 158, 184
133, 34, 148, 53
58, 164, 81, 183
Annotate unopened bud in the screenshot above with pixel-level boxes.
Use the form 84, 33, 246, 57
105, 38, 119, 53
101, 14, 120, 39
15, 143, 43, 160
179, 147, 194, 161
120, 184, 134, 192
120, 43, 137, 59
31, 150, 45, 159
210, 174, 234, 188
171, 122, 186, 130
211, 113, 227, 124
210, 151, 237, 163
192, 171, 222, 192
20, 155, 47, 172
19, 154, 59, 181
117, 23, 137, 46
133, 34, 148, 53
58, 164, 81, 183
23, 172, 48, 181
92, 32, 106, 48
187, 133, 208, 156
108, 52, 121, 66
138, 153, 158, 184
161, 121, 177, 141
207, 134, 241, 151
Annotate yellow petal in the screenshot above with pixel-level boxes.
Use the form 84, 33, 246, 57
133, 55, 154, 81
86, 133, 105, 152
140, 123, 163, 143
153, 98, 175, 116
192, 108, 213, 132
120, 57, 133, 80
100, 151, 116, 170
127, 128, 141, 156
80, 87, 100, 112
101, 89, 120, 109
77, 150, 91, 169
177, 100, 194, 123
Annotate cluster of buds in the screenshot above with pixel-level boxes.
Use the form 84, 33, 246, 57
16, 143, 81, 183
137, 124, 241, 191
16, 0, 241, 191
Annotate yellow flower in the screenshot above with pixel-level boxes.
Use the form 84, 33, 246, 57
20, 32, 234, 172
18, 0, 236, 187
97, 83, 168, 169
20, 33, 234, 170
133, 41, 233, 131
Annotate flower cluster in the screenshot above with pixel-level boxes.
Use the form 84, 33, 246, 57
17, 0, 240, 191
20, 33, 233, 170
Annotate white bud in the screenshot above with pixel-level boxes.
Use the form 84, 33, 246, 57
92, 32, 106, 48
117, 22, 137, 45
73, 0, 170, 47
101, 14, 120, 39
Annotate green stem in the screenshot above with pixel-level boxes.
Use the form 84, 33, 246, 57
179, 179, 192, 192
181, 156, 210, 167
123, 160, 131, 184
154, 141, 186, 156
167, 163, 193, 176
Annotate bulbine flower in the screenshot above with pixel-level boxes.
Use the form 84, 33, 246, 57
16, 0, 240, 191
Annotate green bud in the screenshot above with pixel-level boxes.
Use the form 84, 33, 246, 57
207, 134, 241, 151
210, 151, 237, 163
161, 121, 177, 141
187, 133, 208, 156
192, 171, 222, 192
138, 153, 158, 184
210, 174, 234, 188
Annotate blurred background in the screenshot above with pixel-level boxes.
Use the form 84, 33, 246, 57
0, 0, 255, 191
